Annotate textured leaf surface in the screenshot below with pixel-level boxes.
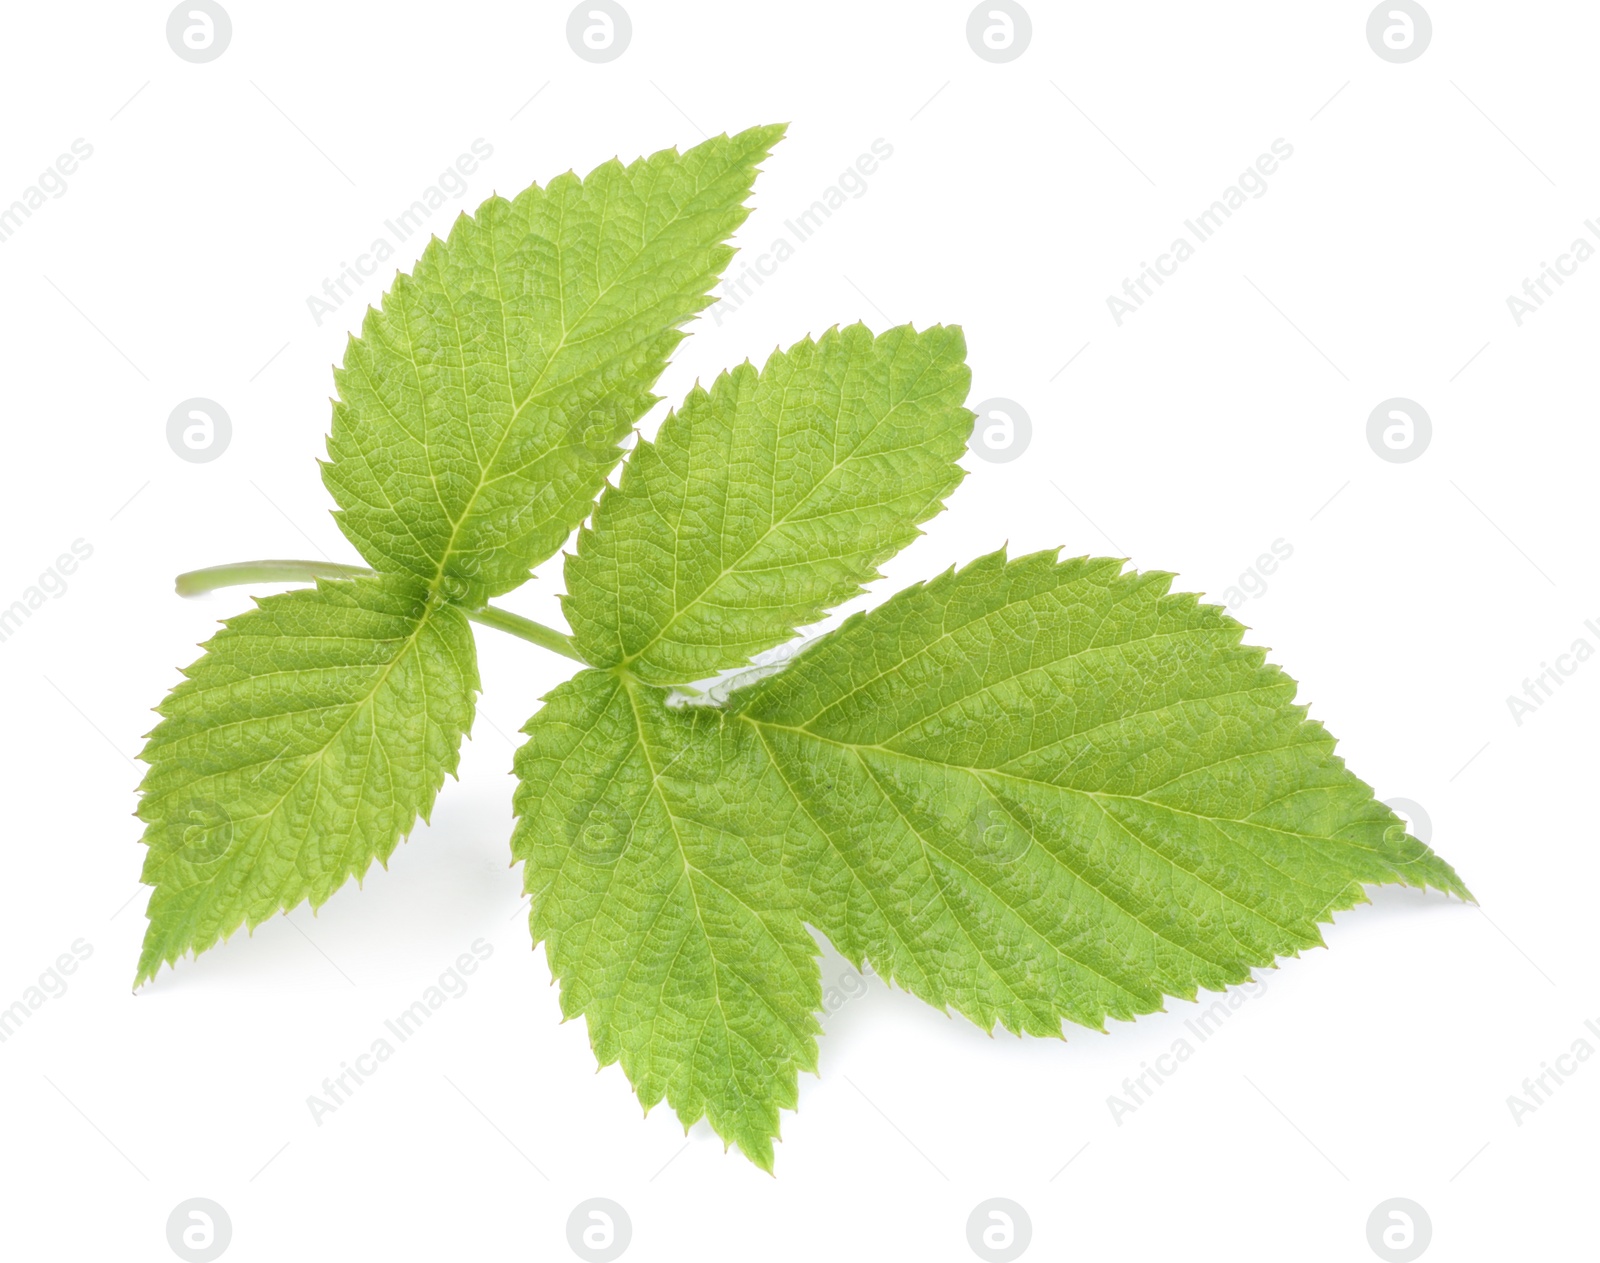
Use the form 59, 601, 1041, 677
143, 121, 1472, 1169
563, 322, 973, 683
728, 549, 1471, 1037
511, 668, 820, 1170
516, 551, 1467, 1163
136, 576, 477, 984
322, 124, 784, 604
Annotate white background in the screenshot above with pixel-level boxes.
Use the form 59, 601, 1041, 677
0, 2, 1594, 1260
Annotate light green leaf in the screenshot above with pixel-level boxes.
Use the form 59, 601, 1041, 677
135, 576, 477, 985
511, 668, 821, 1170
139, 122, 1473, 1172
727, 548, 1471, 1037
563, 322, 974, 683
517, 551, 1467, 1163
321, 124, 786, 604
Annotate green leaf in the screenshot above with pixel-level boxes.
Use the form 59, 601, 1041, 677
511, 668, 821, 1170
515, 551, 1466, 1164
321, 123, 786, 605
728, 549, 1471, 1037
563, 323, 974, 683
141, 124, 1473, 1173
135, 576, 478, 985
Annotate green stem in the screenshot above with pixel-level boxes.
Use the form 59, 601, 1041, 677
175, 559, 374, 595
174, 559, 586, 664
462, 603, 585, 662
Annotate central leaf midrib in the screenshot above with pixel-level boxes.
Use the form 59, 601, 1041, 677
618, 343, 944, 672
155, 597, 444, 903
738, 714, 1333, 946
425, 162, 718, 593
616, 675, 815, 1050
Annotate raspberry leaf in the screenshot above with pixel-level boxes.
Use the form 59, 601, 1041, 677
512, 668, 820, 1170
135, 576, 477, 984
563, 322, 973, 683
727, 549, 1471, 1035
322, 124, 785, 604
513, 549, 1467, 1161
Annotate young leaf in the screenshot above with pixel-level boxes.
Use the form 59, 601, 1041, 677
563, 323, 974, 683
142, 126, 1472, 1174
136, 576, 477, 984
512, 669, 820, 1170
728, 549, 1471, 1036
322, 123, 786, 605
516, 547, 1467, 1162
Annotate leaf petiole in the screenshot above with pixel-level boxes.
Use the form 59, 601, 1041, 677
174, 559, 585, 663
459, 603, 585, 662
174, 559, 374, 595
